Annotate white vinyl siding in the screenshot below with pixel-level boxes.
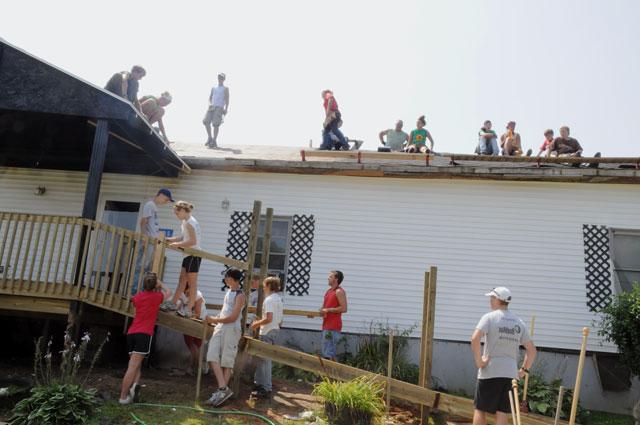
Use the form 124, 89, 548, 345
2, 166, 640, 352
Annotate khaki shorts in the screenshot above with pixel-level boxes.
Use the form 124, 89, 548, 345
203, 106, 224, 127
207, 326, 241, 368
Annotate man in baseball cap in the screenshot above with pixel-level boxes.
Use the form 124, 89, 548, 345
470, 287, 537, 425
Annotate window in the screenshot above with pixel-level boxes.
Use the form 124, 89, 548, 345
610, 229, 640, 293
254, 217, 292, 292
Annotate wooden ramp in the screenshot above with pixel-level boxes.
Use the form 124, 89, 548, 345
244, 337, 569, 425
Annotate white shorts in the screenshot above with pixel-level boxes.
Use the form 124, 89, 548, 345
207, 326, 241, 368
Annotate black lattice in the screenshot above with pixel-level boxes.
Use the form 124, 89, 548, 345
222, 211, 252, 289
286, 215, 315, 296
583, 224, 613, 311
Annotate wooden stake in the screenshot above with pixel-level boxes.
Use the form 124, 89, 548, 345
254, 208, 273, 338
386, 330, 394, 418
195, 320, 209, 406
554, 386, 565, 425
568, 328, 589, 425
420, 266, 437, 424
521, 314, 536, 412
509, 390, 518, 425
512, 379, 522, 425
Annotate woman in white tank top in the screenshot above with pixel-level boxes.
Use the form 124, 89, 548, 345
164, 201, 203, 317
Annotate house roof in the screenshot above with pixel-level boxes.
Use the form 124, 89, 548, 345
0, 38, 190, 177
174, 143, 640, 184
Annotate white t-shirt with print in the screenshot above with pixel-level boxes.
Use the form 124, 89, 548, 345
260, 293, 284, 336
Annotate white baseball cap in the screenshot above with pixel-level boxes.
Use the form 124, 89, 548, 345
485, 286, 512, 303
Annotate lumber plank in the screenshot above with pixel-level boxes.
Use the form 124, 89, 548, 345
44, 216, 61, 293
10, 215, 28, 290
17, 216, 36, 291
166, 245, 249, 270
52, 216, 68, 288
206, 303, 322, 318
0, 294, 70, 315
0, 213, 13, 288
35, 215, 52, 294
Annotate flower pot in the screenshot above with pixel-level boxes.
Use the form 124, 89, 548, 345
324, 403, 374, 425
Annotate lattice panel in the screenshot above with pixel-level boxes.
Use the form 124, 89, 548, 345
286, 215, 315, 296
583, 224, 613, 311
222, 211, 252, 290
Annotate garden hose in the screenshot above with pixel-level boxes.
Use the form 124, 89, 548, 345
128, 402, 277, 425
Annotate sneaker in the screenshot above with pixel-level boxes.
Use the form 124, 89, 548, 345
251, 387, 271, 399
526, 148, 533, 157
205, 389, 225, 406
205, 137, 213, 147
176, 308, 188, 318
119, 395, 133, 405
129, 383, 141, 402
213, 386, 234, 407
160, 301, 178, 312
588, 152, 602, 168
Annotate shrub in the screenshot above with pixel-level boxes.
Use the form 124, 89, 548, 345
9, 383, 98, 425
518, 374, 588, 423
598, 283, 640, 377
346, 322, 419, 385
313, 376, 385, 425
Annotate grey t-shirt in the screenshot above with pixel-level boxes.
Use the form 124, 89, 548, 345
385, 130, 408, 151
141, 200, 159, 238
476, 309, 530, 379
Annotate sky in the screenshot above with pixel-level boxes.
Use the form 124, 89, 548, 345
3, 0, 640, 156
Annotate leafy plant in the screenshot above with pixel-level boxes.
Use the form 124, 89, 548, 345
346, 322, 419, 385
9, 383, 98, 425
313, 376, 385, 424
518, 374, 588, 423
598, 283, 640, 377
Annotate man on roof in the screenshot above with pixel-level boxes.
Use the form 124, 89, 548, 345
203, 73, 230, 149
140, 92, 173, 144
105, 65, 146, 111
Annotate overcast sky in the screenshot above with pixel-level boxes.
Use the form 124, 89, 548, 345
3, 0, 639, 155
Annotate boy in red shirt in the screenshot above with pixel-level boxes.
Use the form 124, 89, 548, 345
319, 270, 348, 361
119, 273, 169, 404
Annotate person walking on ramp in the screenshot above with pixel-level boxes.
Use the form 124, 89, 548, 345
471, 286, 536, 425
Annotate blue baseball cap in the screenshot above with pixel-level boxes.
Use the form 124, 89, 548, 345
157, 188, 174, 202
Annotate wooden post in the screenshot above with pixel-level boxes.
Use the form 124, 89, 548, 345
386, 330, 394, 418
420, 266, 437, 424
568, 328, 589, 425
512, 379, 522, 425
253, 208, 273, 338
554, 386, 565, 425
232, 200, 262, 394
418, 272, 429, 387
195, 320, 209, 406
521, 315, 536, 413
151, 233, 165, 273
509, 390, 518, 425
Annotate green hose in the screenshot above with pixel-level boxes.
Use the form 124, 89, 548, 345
128, 402, 277, 425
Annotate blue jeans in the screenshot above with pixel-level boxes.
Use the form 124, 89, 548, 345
320, 117, 348, 150
132, 244, 153, 295
478, 137, 499, 155
322, 330, 341, 360
254, 330, 279, 391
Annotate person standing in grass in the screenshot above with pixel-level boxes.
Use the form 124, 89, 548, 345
119, 273, 169, 405
319, 270, 347, 361
204, 268, 246, 406
250, 276, 284, 399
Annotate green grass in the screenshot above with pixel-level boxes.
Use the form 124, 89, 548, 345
586, 410, 635, 425
91, 402, 271, 425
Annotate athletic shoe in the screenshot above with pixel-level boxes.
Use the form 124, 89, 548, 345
213, 386, 234, 407
160, 301, 178, 312
129, 383, 141, 402
205, 389, 224, 406
205, 137, 213, 147
118, 395, 133, 405
251, 387, 271, 399
588, 152, 602, 168
176, 308, 189, 318
526, 148, 533, 157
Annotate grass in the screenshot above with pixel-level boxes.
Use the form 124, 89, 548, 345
587, 410, 635, 425
91, 402, 271, 425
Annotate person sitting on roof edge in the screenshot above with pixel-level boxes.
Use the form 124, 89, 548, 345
548, 126, 601, 168
500, 121, 532, 157
379, 120, 409, 152
105, 65, 146, 111
406, 115, 434, 154
476, 120, 499, 155
140, 92, 172, 144
537, 129, 555, 157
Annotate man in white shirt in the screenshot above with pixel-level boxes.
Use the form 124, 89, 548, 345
250, 276, 284, 399
203, 73, 230, 148
470, 287, 537, 425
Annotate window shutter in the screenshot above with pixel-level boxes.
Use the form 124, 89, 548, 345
285, 214, 315, 296
582, 224, 613, 311
222, 211, 252, 289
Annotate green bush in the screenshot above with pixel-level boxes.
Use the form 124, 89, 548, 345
518, 374, 588, 423
598, 283, 640, 377
313, 376, 385, 424
9, 383, 98, 425
346, 322, 420, 385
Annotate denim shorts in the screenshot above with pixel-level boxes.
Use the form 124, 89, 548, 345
322, 330, 341, 359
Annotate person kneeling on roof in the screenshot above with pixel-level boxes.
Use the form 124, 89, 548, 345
140, 92, 173, 144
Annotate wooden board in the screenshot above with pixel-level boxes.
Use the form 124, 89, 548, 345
0, 295, 70, 315
206, 303, 322, 318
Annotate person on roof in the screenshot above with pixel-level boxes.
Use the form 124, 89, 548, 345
319, 90, 349, 151
548, 126, 583, 157
140, 92, 172, 144
406, 115, 434, 153
105, 65, 146, 111
379, 120, 409, 152
476, 120, 499, 155
537, 129, 555, 157
500, 121, 528, 156
203, 73, 230, 149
